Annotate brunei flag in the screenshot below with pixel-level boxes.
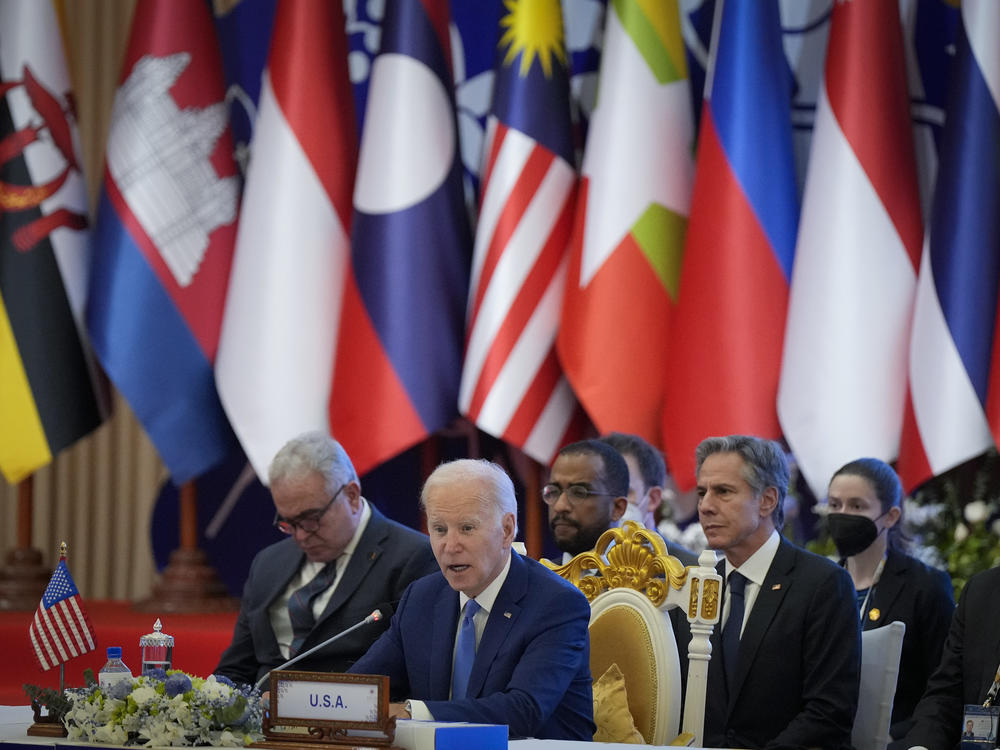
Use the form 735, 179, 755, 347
0, 0, 108, 484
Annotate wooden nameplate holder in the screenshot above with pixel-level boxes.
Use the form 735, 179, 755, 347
252, 671, 399, 750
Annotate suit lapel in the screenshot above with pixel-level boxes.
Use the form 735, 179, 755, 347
727, 540, 793, 714
467, 552, 525, 698
429, 582, 461, 699
317, 507, 386, 625
865, 550, 904, 630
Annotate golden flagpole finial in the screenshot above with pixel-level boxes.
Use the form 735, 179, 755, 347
59, 541, 67, 559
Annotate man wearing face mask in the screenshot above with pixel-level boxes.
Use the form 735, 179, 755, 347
826, 458, 955, 740
599, 432, 698, 565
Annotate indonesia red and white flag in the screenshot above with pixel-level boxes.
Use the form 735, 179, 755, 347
215, 0, 356, 480
778, 0, 922, 497
29, 556, 96, 671
459, 1, 586, 464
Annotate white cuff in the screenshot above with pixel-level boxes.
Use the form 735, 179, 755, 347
406, 699, 434, 720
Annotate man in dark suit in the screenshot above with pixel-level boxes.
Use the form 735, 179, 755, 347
350, 458, 594, 740
214, 432, 437, 686
895, 566, 1000, 750
673, 435, 860, 749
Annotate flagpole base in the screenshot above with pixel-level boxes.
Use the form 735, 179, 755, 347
26, 701, 68, 738
0, 546, 50, 611
134, 548, 239, 613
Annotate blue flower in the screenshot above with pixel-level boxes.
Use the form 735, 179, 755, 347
164, 673, 192, 698
142, 668, 168, 681
106, 679, 132, 701
212, 674, 235, 688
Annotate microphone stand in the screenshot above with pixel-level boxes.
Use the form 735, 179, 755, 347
254, 610, 384, 692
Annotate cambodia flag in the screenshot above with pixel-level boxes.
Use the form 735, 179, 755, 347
331, 0, 471, 474
459, 0, 587, 464
898, 0, 1000, 491
86, 0, 239, 482
661, 0, 798, 488
778, 0, 922, 497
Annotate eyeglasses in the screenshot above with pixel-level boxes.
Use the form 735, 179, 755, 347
273, 482, 347, 535
542, 483, 615, 506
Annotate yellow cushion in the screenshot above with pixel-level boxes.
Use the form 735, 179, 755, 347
593, 662, 645, 744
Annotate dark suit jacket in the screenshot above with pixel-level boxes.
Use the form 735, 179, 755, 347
861, 548, 954, 739
214, 505, 437, 686
897, 566, 1000, 750
674, 537, 861, 749
350, 551, 595, 740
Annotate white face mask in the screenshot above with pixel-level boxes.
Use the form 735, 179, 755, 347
619, 502, 646, 528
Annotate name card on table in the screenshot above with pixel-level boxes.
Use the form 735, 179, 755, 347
255, 671, 395, 749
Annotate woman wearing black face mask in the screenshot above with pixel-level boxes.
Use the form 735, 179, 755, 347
826, 458, 955, 741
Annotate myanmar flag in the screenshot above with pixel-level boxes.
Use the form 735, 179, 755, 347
557, 0, 694, 446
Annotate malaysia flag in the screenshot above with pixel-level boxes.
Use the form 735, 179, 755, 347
897, 0, 1000, 491
459, 0, 586, 464
661, 0, 798, 488
86, 0, 239, 482
331, 0, 471, 474
778, 0, 923, 497
216, 0, 356, 481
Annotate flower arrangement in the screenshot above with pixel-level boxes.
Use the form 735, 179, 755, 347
62, 671, 263, 747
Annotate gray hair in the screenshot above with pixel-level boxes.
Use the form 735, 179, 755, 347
695, 435, 788, 528
268, 431, 358, 494
420, 459, 518, 535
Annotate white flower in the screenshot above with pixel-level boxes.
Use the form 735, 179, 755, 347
964, 500, 990, 524
990, 518, 1000, 537
129, 685, 159, 707
955, 522, 970, 542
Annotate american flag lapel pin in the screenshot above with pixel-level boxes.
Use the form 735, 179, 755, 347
504, 612, 512, 618
771, 584, 782, 591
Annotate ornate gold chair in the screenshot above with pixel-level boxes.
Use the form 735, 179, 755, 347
543, 521, 721, 747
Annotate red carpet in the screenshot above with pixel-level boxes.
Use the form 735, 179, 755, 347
0, 601, 237, 705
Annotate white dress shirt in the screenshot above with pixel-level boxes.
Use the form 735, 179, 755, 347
722, 529, 780, 638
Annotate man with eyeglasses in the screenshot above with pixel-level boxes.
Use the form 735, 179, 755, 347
214, 432, 437, 687
546, 439, 630, 561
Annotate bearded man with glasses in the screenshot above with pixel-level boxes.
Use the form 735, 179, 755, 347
214, 432, 437, 687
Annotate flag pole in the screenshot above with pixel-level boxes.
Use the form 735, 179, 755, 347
0, 475, 50, 610
134, 480, 237, 613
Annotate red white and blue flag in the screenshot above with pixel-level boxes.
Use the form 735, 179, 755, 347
459, 0, 586, 464
662, 0, 798, 488
86, 0, 239, 482
29, 554, 96, 671
898, 0, 1000, 491
216, 0, 357, 481
779, 0, 923, 497
331, 0, 471, 474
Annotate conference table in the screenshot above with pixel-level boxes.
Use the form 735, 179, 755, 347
0, 707, 724, 749
0, 602, 238, 706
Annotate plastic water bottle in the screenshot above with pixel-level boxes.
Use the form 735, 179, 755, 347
98, 646, 133, 688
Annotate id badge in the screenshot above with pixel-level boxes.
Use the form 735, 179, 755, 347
962, 705, 1000, 748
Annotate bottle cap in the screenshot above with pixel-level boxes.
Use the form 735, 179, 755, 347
107, 646, 122, 658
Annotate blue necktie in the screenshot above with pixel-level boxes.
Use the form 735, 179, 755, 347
722, 571, 747, 692
287, 560, 338, 656
451, 599, 481, 699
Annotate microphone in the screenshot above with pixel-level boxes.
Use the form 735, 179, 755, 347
253, 603, 394, 692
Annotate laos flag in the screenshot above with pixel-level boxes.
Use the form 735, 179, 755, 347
331, 0, 471, 474
86, 0, 238, 482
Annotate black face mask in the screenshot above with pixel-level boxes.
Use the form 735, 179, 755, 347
827, 513, 882, 558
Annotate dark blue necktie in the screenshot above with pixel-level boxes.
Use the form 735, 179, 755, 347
287, 560, 337, 656
451, 599, 481, 699
722, 571, 747, 692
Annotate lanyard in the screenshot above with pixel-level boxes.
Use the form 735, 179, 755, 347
985, 664, 1000, 707
858, 556, 887, 623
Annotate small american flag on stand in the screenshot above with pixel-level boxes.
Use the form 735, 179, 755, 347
29, 544, 97, 671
